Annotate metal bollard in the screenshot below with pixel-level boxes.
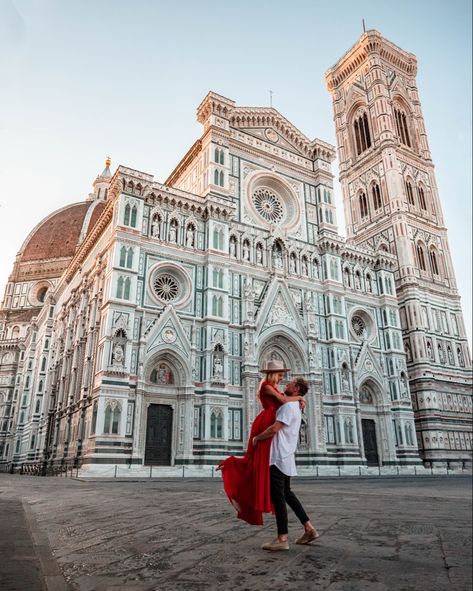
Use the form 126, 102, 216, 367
378, 465, 381, 476
182, 464, 185, 478
150, 464, 152, 478
316, 465, 319, 477
114, 465, 117, 478
414, 466, 417, 476
211, 467, 214, 478
397, 466, 399, 476
338, 465, 341, 477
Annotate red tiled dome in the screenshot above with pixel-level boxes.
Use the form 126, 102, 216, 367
20, 201, 106, 262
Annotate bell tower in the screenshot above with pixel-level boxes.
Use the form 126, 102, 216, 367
325, 30, 472, 467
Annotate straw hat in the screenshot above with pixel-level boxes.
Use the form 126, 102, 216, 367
260, 359, 290, 373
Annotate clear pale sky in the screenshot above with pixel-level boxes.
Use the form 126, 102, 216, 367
0, 0, 471, 346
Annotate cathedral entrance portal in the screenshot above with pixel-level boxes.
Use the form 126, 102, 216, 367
361, 419, 379, 466
144, 404, 173, 465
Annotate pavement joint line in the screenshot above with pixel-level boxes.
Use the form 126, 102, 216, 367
22, 498, 73, 591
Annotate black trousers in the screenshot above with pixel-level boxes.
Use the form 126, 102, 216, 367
270, 465, 310, 535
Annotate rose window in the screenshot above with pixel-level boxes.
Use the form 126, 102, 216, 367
153, 273, 180, 302
252, 188, 284, 223
351, 315, 367, 338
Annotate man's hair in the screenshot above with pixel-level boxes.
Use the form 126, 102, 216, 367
293, 377, 309, 396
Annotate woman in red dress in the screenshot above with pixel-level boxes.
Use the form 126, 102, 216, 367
218, 360, 305, 525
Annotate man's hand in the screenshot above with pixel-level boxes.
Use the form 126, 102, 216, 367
299, 400, 306, 410
252, 436, 258, 447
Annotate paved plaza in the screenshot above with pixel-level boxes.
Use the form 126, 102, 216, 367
0, 474, 471, 591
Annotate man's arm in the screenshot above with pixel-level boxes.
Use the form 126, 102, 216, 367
252, 420, 284, 446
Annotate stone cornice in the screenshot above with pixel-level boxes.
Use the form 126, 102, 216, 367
231, 107, 335, 162
325, 30, 417, 92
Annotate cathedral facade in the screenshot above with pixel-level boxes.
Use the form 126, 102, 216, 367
0, 31, 470, 475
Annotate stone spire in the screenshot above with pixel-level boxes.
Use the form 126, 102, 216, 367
89, 157, 112, 201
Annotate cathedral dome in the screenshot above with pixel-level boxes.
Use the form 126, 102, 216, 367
20, 200, 106, 262
10, 199, 107, 283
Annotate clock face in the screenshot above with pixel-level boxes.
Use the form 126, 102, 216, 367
265, 128, 279, 143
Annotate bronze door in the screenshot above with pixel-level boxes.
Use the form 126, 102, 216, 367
144, 404, 173, 465
362, 419, 379, 466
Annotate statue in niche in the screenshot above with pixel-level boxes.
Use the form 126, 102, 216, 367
355, 273, 361, 290
256, 245, 263, 264
359, 388, 373, 404
213, 357, 223, 378
273, 248, 283, 270
400, 375, 408, 398
112, 343, 124, 365
302, 258, 308, 276
186, 226, 194, 247
151, 216, 160, 238
341, 365, 350, 392
229, 238, 236, 258
242, 242, 250, 261
312, 260, 319, 279
289, 256, 296, 274
169, 222, 177, 242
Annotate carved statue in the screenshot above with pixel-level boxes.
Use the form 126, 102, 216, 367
169, 222, 177, 242
213, 357, 223, 378
289, 256, 296, 274
242, 242, 250, 261
229, 239, 236, 257
256, 245, 263, 264
112, 343, 124, 365
186, 226, 194, 247
341, 365, 350, 392
273, 249, 283, 270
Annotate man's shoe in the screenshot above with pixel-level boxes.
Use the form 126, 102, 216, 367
261, 539, 289, 551
295, 528, 320, 545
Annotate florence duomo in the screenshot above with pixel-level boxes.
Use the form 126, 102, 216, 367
0, 29, 471, 477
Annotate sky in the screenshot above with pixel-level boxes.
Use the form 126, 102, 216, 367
0, 0, 471, 346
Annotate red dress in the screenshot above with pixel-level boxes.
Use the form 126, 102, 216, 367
219, 381, 282, 525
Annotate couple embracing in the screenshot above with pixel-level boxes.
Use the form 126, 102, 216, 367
218, 360, 319, 551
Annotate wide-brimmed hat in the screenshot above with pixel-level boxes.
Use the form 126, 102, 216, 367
260, 359, 290, 373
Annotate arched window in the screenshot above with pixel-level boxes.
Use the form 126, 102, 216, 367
210, 410, 223, 438
126, 248, 133, 269
214, 169, 219, 185
372, 183, 382, 210
130, 205, 137, 227
123, 277, 131, 300
418, 186, 427, 210
429, 249, 440, 276
41, 357, 46, 372
124, 203, 131, 225
104, 403, 121, 435
116, 276, 124, 298
416, 244, 427, 271
394, 106, 411, 147
359, 192, 369, 218
405, 180, 415, 206
119, 246, 127, 267
37, 286, 48, 302
219, 170, 224, 186
38, 380, 43, 393
353, 111, 372, 155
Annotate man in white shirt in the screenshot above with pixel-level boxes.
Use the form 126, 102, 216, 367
253, 377, 319, 551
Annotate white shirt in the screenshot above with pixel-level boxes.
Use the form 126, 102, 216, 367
269, 401, 301, 476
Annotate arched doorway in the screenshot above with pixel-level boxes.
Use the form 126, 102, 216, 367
258, 332, 306, 380
358, 380, 381, 466
143, 352, 191, 466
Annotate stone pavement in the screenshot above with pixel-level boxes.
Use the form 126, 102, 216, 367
0, 474, 471, 591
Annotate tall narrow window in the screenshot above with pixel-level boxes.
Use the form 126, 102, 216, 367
126, 248, 133, 269
359, 192, 368, 218
116, 276, 124, 298
429, 249, 439, 276
353, 111, 372, 156
124, 203, 131, 225
214, 169, 219, 185
372, 183, 382, 210
130, 205, 137, 227
119, 246, 127, 267
219, 170, 224, 186
416, 245, 426, 271
123, 277, 131, 300
394, 107, 411, 147
418, 186, 427, 210
405, 181, 415, 205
